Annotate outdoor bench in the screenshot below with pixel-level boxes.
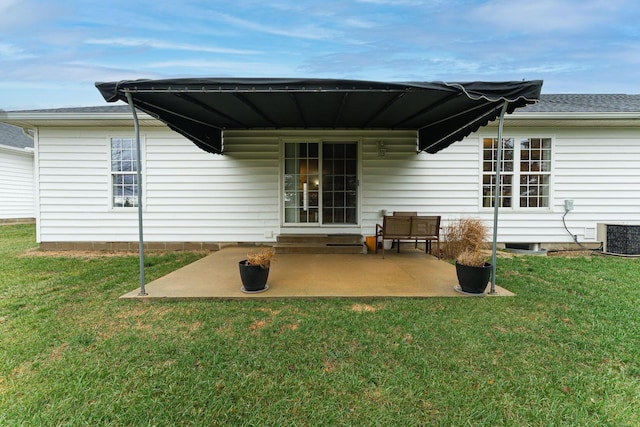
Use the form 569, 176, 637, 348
375, 215, 441, 259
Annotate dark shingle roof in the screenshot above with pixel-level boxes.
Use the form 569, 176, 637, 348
0, 123, 33, 149
523, 94, 640, 113
5, 94, 640, 118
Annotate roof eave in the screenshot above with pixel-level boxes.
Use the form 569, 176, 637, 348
511, 111, 640, 120
0, 111, 160, 128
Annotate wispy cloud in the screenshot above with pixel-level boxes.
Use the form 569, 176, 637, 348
214, 12, 342, 41
0, 42, 33, 60
0, 0, 60, 31
143, 59, 296, 76
470, 0, 628, 33
0, 0, 19, 11
85, 38, 260, 55
355, 0, 433, 5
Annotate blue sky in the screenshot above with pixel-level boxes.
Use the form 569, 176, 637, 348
1, 0, 639, 110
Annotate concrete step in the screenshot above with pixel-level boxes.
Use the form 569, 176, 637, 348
277, 234, 363, 245
274, 243, 364, 254
274, 234, 364, 254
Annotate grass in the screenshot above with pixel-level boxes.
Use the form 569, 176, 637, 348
1, 224, 639, 426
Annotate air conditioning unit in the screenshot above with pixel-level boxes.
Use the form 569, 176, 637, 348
597, 223, 640, 255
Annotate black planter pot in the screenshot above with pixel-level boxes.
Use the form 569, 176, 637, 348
455, 261, 492, 294
239, 260, 270, 292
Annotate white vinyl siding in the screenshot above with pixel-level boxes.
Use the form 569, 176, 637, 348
478, 127, 640, 243
362, 127, 640, 245
36, 128, 281, 243
361, 132, 480, 231
33, 124, 640, 246
143, 133, 280, 242
0, 145, 35, 219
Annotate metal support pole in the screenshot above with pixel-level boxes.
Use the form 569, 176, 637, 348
125, 91, 147, 296
490, 101, 509, 295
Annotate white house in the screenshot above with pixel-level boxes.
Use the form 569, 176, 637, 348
1, 79, 639, 254
0, 123, 35, 223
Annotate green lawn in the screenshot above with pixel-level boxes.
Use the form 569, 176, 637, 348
1, 224, 639, 426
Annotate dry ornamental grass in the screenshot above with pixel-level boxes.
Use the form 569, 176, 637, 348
442, 217, 489, 266
245, 247, 275, 269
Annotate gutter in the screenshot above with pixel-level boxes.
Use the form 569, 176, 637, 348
0, 144, 34, 156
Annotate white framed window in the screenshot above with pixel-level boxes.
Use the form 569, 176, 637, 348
110, 137, 139, 208
482, 137, 551, 208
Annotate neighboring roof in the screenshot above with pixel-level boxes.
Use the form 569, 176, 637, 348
10, 105, 132, 114
0, 122, 33, 150
95, 78, 542, 154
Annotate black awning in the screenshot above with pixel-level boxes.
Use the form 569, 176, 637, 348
95, 78, 542, 154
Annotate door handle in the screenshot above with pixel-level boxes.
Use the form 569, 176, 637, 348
303, 182, 308, 212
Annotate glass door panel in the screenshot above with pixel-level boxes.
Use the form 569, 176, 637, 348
284, 142, 319, 224
322, 142, 357, 225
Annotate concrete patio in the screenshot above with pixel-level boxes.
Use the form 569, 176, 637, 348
121, 246, 514, 299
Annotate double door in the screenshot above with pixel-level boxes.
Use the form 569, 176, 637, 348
284, 141, 358, 225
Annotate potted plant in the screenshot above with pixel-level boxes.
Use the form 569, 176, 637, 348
445, 217, 491, 294
239, 247, 274, 293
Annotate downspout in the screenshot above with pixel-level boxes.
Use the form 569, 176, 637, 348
125, 91, 147, 296
490, 101, 509, 295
